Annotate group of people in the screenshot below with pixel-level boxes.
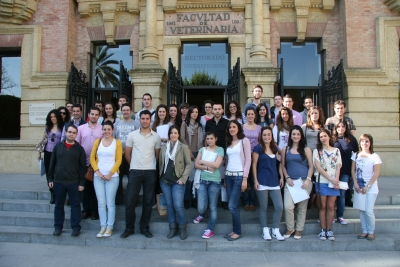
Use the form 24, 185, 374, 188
40, 86, 382, 243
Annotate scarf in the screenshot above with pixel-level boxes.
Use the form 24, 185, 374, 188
163, 140, 179, 174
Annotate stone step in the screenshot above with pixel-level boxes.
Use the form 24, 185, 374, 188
0, 225, 399, 252
1, 210, 400, 236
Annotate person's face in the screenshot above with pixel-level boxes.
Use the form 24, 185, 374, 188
262, 129, 272, 144
65, 127, 77, 143
229, 123, 239, 136
259, 106, 267, 117
204, 103, 213, 114
319, 131, 330, 145
190, 108, 198, 121
274, 96, 282, 106
169, 107, 177, 119
334, 104, 345, 116
291, 129, 301, 143
304, 98, 313, 110
158, 107, 166, 120
253, 87, 263, 99
122, 106, 131, 119
169, 128, 179, 142
142, 96, 152, 108
95, 103, 103, 111
72, 107, 82, 119
66, 104, 73, 113
229, 103, 237, 115
310, 109, 319, 122
102, 125, 113, 138
281, 110, 289, 122
206, 134, 217, 146
50, 113, 57, 124
105, 104, 113, 116
283, 97, 293, 109
118, 98, 127, 108
140, 114, 151, 129
212, 104, 223, 118
89, 110, 100, 124
59, 109, 67, 120
246, 110, 256, 123
336, 122, 346, 136
360, 138, 371, 151
181, 107, 188, 116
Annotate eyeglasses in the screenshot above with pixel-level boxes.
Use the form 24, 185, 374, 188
205, 106, 212, 109
51, 133, 55, 142
229, 106, 237, 109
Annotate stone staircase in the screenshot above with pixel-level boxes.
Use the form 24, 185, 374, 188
1, 184, 400, 252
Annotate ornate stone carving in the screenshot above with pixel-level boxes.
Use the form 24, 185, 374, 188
0, 0, 37, 25
384, 0, 400, 12
163, 36, 181, 45
176, 0, 231, 9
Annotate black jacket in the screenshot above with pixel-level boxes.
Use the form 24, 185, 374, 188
47, 141, 86, 186
205, 117, 229, 149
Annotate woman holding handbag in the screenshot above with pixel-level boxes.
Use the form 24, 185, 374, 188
313, 129, 341, 241
351, 134, 382, 241
90, 121, 122, 238
281, 125, 313, 240
159, 125, 192, 240
38, 109, 63, 204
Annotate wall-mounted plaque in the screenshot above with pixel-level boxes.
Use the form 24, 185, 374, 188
29, 103, 55, 125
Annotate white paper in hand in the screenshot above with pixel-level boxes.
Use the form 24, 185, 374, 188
287, 179, 309, 204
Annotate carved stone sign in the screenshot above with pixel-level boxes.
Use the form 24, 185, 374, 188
165, 12, 244, 36
29, 103, 55, 125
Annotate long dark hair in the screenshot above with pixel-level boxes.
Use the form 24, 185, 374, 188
316, 128, 334, 151
45, 109, 63, 133
255, 103, 270, 124
57, 106, 70, 125
168, 104, 182, 129
103, 102, 117, 120
225, 100, 242, 121
276, 107, 294, 132
168, 125, 180, 139
258, 126, 277, 153
306, 106, 325, 129
185, 105, 201, 126
226, 120, 245, 146
333, 121, 351, 143
287, 125, 307, 161
152, 104, 169, 131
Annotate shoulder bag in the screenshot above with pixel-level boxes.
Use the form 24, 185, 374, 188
35, 132, 48, 153
309, 150, 323, 209
84, 138, 101, 181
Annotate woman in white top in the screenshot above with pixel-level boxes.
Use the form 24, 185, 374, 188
90, 121, 122, 238
152, 104, 170, 144
352, 134, 382, 241
273, 107, 294, 156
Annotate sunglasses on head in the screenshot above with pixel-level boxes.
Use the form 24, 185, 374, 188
51, 133, 55, 142
60, 112, 66, 115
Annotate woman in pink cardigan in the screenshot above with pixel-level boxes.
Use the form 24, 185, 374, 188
223, 120, 252, 241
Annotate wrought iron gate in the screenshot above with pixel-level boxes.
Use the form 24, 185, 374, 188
167, 58, 183, 106
69, 62, 89, 117
227, 58, 240, 102
323, 59, 344, 118
118, 60, 133, 101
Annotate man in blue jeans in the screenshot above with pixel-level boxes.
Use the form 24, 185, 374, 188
47, 124, 86, 236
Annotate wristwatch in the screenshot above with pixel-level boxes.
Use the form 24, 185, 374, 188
367, 184, 371, 188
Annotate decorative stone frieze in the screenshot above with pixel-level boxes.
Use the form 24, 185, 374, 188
0, 0, 37, 25
383, 0, 400, 12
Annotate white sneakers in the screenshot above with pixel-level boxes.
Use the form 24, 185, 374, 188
271, 228, 285, 241
97, 227, 106, 237
262, 227, 271, 241
97, 226, 112, 237
263, 227, 285, 241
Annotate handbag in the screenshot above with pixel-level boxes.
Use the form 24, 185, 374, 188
309, 150, 324, 209
35, 132, 48, 153
156, 193, 168, 216
84, 138, 101, 181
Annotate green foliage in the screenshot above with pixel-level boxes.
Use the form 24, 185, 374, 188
182, 70, 222, 86
94, 46, 120, 88
0, 94, 21, 139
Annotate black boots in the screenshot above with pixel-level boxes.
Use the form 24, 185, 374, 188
179, 224, 187, 240
167, 223, 177, 239
49, 188, 55, 204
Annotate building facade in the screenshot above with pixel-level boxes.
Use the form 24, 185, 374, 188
0, 0, 399, 175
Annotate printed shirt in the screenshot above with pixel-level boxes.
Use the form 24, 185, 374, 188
75, 123, 103, 166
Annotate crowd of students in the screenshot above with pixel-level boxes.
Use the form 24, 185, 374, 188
40, 86, 382, 242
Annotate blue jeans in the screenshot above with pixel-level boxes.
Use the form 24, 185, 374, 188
94, 175, 119, 228
336, 174, 350, 218
360, 193, 378, 234
53, 182, 81, 231
225, 175, 243, 235
197, 180, 221, 231
160, 181, 186, 225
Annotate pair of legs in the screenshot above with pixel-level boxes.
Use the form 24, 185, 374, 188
319, 195, 337, 230
284, 182, 312, 233
336, 174, 350, 218
256, 189, 283, 228
159, 181, 186, 225
53, 182, 81, 232
125, 169, 157, 232
359, 193, 378, 236
225, 175, 243, 238
93, 175, 119, 229
197, 180, 221, 231
82, 179, 98, 216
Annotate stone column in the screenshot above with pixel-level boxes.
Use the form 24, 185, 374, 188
139, 0, 160, 67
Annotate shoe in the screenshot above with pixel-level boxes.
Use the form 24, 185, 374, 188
358, 233, 368, 239
227, 234, 241, 241
262, 227, 271, 241
224, 232, 234, 238
283, 230, 295, 239
102, 228, 113, 237
337, 217, 348, 225
120, 229, 134, 238
179, 224, 187, 240
222, 202, 229, 210
81, 212, 89, 219
244, 205, 250, 211
202, 229, 214, 239
193, 215, 203, 224
249, 205, 256, 211
326, 230, 335, 241
71, 230, 80, 236
65, 199, 70, 205
91, 213, 99, 220
140, 230, 153, 238
53, 229, 62, 236
97, 227, 106, 237
367, 234, 375, 241
294, 231, 302, 240
167, 223, 177, 239
318, 229, 327, 240
272, 228, 285, 241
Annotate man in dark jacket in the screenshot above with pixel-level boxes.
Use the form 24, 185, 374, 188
47, 124, 86, 236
